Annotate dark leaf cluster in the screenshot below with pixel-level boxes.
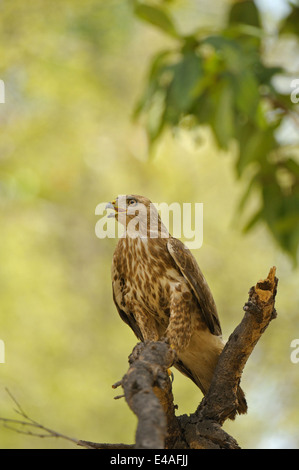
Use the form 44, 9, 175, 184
132, 0, 299, 263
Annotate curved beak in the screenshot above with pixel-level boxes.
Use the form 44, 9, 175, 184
106, 198, 127, 219
106, 200, 116, 218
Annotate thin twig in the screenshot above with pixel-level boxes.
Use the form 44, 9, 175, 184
0, 389, 79, 447
77, 440, 134, 449
114, 394, 125, 400
0, 388, 133, 449
112, 380, 122, 389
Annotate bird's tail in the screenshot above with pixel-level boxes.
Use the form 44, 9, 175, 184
236, 385, 248, 416
176, 332, 248, 419
224, 385, 247, 420
191, 370, 248, 419
192, 371, 247, 420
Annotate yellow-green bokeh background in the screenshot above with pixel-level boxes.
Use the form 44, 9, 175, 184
0, 0, 298, 449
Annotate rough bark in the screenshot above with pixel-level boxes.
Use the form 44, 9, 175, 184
121, 341, 184, 449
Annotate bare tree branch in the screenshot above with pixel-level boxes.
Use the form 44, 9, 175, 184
118, 267, 278, 449
0, 267, 278, 449
77, 440, 134, 449
197, 266, 278, 424
121, 340, 183, 449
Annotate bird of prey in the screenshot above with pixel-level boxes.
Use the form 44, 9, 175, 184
106, 194, 247, 417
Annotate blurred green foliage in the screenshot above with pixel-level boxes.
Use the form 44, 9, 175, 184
133, 0, 299, 263
0, 0, 298, 449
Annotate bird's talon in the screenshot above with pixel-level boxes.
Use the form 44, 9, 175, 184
167, 368, 174, 383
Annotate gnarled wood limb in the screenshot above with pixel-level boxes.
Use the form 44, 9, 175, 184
120, 267, 278, 449
197, 266, 278, 424
0, 268, 278, 449
121, 340, 185, 449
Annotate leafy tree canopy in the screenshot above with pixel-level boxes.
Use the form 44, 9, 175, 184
132, 0, 299, 264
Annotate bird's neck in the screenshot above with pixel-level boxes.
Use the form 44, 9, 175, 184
122, 216, 169, 240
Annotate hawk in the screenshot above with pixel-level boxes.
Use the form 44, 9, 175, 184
106, 194, 247, 417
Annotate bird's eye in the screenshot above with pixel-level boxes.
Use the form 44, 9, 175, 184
128, 199, 137, 206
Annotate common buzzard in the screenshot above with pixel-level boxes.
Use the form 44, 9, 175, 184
106, 194, 247, 417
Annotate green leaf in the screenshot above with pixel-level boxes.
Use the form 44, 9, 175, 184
145, 88, 167, 144
134, 3, 178, 38
193, 90, 216, 126
203, 35, 257, 74
133, 50, 173, 119
284, 157, 299, 177
228, 0, 261, 28
254, 63, 283, 85
203, 35, 238, 54
165, 51, 203, 117
262, 184, 299, 261
237, 172, 259, 213
242, 208, 262, 233
233, 70, 260, 119
262, 179, 283, 224
236, 125, 277, 176
212, 79, 235, 149
279, 6, 299, 35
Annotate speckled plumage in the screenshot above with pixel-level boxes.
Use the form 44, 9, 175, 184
109, 195, 247, 415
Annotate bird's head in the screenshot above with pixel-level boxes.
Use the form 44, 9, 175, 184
106, 194, 152, 224
106, 195, 168, 238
